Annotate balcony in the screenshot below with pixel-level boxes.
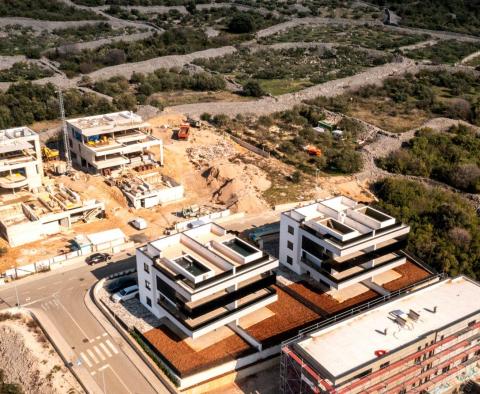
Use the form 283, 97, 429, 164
0, 173, 28, 189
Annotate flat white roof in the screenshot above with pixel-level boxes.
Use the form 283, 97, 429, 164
67, 111, 149, 136
87, 228, 126, 245
0, 127, 37, 141
296, 276, 480, 378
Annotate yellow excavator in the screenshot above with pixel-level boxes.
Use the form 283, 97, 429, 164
42, 146, 59, 161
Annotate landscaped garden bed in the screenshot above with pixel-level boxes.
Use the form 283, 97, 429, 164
382, 260, 432, 292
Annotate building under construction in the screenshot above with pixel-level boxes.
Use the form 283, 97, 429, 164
109, 166, 184, 209
66, 111, 163, 175
0, 127, 43, 193
0, 183, 105, 247
280, 275, 480, 394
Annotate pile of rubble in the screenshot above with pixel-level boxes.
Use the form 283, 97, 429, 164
186, 139, 236, 167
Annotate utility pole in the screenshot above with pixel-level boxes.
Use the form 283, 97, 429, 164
58, 89, 72, 171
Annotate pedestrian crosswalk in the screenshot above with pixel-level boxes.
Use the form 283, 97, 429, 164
41, 298, 60, 311
80, 337, 119, 370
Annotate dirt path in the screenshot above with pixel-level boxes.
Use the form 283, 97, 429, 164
164, 58, 417, 117
459, 50, 480, 65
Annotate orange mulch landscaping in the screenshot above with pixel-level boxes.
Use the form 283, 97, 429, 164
382, 260, 431, 292
143, 324, 254, 377
244, 286, 322, 347
287, 281, 380, 316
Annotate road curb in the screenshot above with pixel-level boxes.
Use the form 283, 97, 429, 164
85, 279, 177, 394
27, 307, 103, 394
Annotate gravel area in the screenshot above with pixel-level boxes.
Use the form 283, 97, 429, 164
98, 286, 160, 333
143, 323, 253, 376
244, 286, 321, 347
382, 260, 432, 292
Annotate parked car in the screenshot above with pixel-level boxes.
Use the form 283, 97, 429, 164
111, 285, 139, 303
85, 253, 111, 265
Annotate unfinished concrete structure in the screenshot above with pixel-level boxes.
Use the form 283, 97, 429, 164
109, 169, 184, 209
137, 222, 278, 339
0, 184, 105, 247
280, 275, 480, 394
0, 127, 43, 193
66, 111, 163, 175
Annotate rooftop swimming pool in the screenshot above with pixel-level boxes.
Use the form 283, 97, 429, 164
223, 238, 257, 257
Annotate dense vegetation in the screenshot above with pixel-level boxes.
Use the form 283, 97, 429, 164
0, 63, 53, 83
0, 83, 127, 129
0, 24, 138, 57
309, 70, 480, 132
206, 106, 363, 175
373, 178, 480, 279
93, 68, 225, 105
194, 46, 392, 95
372, 0, 480, 36
377, 125, 480, 193
48, 28, 241, 77
405, 40, 480, 64
0, 0, 103, 21
260, 24, 427, 50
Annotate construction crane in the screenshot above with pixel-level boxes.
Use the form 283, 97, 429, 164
57, 89, 72, 171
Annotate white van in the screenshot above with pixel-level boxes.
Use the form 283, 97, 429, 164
130, 218, 147, 230
111, 285, 139, 303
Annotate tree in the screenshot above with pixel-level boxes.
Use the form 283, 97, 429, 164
227, 13, 256, 34
241, 80, 265, 97
113, 93, 137, 112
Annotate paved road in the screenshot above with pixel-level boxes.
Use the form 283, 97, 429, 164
0, 254, 160, 394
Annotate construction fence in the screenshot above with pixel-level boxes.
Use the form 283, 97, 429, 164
1, 240, 134, 281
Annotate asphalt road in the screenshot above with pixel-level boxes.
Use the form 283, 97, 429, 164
0, 254, 160, 394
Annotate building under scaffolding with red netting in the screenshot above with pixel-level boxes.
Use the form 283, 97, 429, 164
280, 275, 480, 394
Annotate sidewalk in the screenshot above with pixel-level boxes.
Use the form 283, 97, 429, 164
30, 307, 103, 394
85, 279, 173, 394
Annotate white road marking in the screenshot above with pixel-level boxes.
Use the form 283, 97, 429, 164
41, 304, 47, 311
80, 352, 93, 368
87, 349, 99, 364
91, 371, 96, 376
102, 333, 108, 337
106, 365, 132, 394
105, 340, 118, 355
99, 342, 112, 358
98, 364, 109, 372
55, 298, 90, 341
94, 346, 106, 361
96, 335, 101, 340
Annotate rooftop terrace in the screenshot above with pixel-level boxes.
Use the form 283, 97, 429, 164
295, 276, 480, 378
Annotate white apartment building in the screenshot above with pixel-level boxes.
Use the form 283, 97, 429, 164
136, 222, 278, 339
279, 196, 411, 290
0, 127, 43, 192
281, 276, 480, 394
66, 111, 163, 175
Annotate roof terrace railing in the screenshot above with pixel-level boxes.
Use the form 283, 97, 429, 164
281, 272, 447, 347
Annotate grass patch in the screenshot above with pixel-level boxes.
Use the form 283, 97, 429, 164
258, 79, 313, 96
405, 40, 480, 64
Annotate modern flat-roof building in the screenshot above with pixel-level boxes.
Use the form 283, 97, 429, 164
0, 127, 43, 192
136, 222, 278, 339
66, 111, 163, 175
279, 196, 411, 291
280, 275, 480, 394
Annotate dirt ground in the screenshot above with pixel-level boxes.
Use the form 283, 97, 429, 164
1, 112, 374, 271
0, 310, 82, 394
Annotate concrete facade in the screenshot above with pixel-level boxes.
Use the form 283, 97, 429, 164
136, 222, 278, 339
66, 111, 163, 175
0, 127, 43, 192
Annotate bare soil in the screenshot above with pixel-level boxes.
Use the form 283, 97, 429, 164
0, 310, 82, 394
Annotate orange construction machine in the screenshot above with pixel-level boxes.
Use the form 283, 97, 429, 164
303, 145, 322, 156
177, 123, 190, 140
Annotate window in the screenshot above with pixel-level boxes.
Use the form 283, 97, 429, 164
71, 151, 77, 160
461, 355, 468, 363
442, 365, 450, 374
145, 280, 151, 290
287, 241, 293, 250
380, 361, 390, 369
286, 255, 293, 265
399, 389, 407, 394
288, 225, 294, 235
468, 320, 476, 327
352, 369, 372, 380
146, 296, 152, 307
144, 263, 150, 273
475, 349, 480, 356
